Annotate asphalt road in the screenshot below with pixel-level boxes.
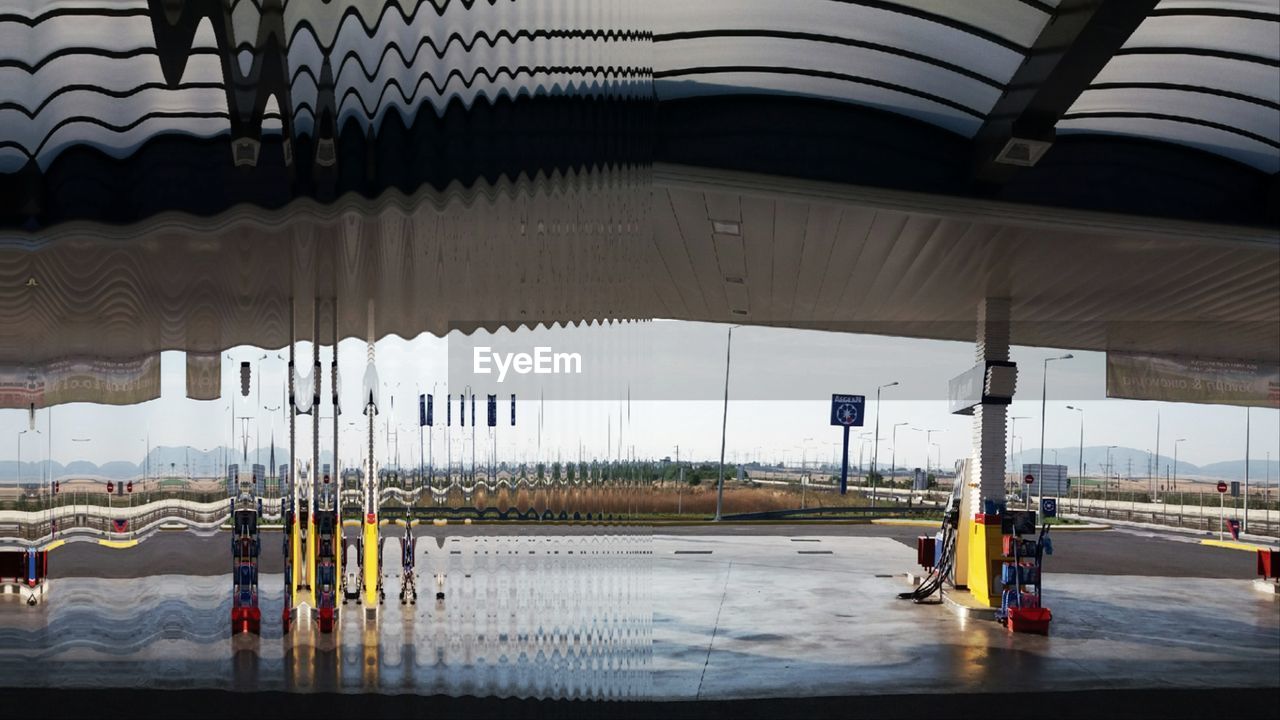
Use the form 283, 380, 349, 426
45, 522, 1265, 579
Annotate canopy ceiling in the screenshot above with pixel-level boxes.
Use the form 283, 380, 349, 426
1, 1, 1276, 391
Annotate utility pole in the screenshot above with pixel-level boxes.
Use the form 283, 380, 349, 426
1009, 415, 1031, 495
1244, 406, 1251, 533
1038, 353, 1072, 509
237, 416, 254, 463
715, 325, 740, 522
871, 381, 899, 505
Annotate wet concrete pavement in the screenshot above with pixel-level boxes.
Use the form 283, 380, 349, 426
46, 523, 1266, 580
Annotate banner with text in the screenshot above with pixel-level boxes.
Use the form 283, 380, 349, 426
1106, 351, 1279, 408
0, 355, 162, 408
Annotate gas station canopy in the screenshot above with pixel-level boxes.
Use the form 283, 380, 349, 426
1, 1, 1277, 375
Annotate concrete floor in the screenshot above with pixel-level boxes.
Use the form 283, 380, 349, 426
47, 522, 1271, 579
648, 534, 1279, 699
7, 530, 1278, 703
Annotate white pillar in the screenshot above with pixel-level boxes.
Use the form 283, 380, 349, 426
973, 298, 1010, 510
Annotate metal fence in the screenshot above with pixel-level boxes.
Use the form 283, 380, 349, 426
1062, 494, 1279, 538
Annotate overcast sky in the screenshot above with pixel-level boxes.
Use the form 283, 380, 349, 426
4, 321, 1277, 473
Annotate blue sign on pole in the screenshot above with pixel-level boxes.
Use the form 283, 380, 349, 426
419, 394, 427, 427
1041, 498, 1057, 519
829, 394, 865, 427
830, 394, 865, 496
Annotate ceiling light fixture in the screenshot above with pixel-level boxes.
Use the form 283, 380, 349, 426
712, 220, 740, 236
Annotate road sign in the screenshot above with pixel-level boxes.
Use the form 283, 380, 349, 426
1216, 481, 1228, 493
1230, 481, 1240, 497
1024, 474, 1035, 485
1023, 463, 1069, 496
830, 393, 864, 496
1041, 498, 1057, 518
829, 394, 865, 427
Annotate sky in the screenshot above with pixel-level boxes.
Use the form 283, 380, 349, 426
4, 321, 1277, 474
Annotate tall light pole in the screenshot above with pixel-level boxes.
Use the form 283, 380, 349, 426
801, 437, 815, 473
17, 429, 40, 485
1244, 407, 1251, 533
426, 381, 439, 489
715, 325, 741, 522
1066, 406, 1084, 505
889, 422, 909, 489
1038, 353, 1073, 507
921, 429, 940, 475
870, 381, 899, 505
1173, 438, 1186, 492
857, 431, 873, 479
905, 426, 924, 478
1009, 415, 1031, 493
253, 353, 267, 465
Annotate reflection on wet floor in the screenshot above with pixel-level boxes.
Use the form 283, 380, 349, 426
0, 534, 651, 699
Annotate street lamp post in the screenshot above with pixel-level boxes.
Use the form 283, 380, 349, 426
870, 381, 899, 505
1244, 407, 1251, 533
1066, 406, 1084, 508
433, 382, 441, 490
1173, 438, 1186, 493
921, 429, 940, 476
715, 325, 741, 522
1038, 353, 1073, 509
1009, 416, 1031, 494
889, 422, 909, 490
16, 429, 39, 485
857, 431, 873, 482
1106, 445, 1119, 504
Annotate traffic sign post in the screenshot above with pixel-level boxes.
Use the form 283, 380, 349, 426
1024, 473, 1035, 509
1041, 497, 1057, 519
830, 394, 865, 495
1217, 481, 1228, 540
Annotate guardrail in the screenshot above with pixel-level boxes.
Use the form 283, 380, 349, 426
720, 506, 940, 521
1060, 496, 1278, 538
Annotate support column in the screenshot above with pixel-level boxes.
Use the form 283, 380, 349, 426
305, 299, 319, 609
332, 298, 341, 596
286, 299, 302, 628
362, 300, 381, 615
973, 298, 1011, 508
966, 298, 1012, 607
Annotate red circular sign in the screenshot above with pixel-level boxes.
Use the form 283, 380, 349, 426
1216, 481, 1228, 493
366, 513, 376, 524
1024, 474, 1035, 485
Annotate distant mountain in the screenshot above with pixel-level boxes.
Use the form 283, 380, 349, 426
0, 445, 336, 484
1197, 459, 1280, 483
1013, 446, 1279, 483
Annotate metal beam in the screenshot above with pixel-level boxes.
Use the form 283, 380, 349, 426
972, 0, 1159, 185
